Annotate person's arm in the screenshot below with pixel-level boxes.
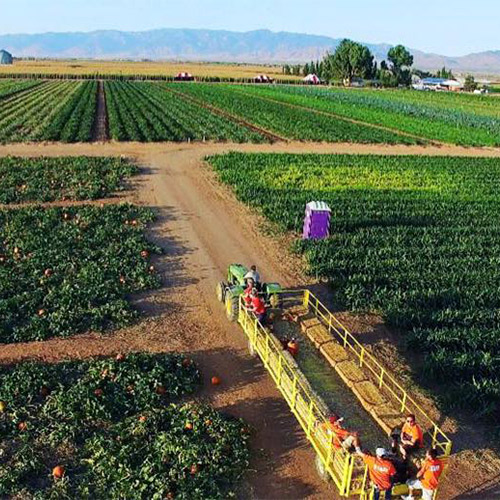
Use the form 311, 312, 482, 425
416, 462, 427, 479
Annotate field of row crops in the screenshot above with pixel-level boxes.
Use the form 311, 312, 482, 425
236, 85, 500, 146
105, 81, 267, 142
208, 152, 500, 418
0, 156, 137, 203
168, 83, 418, 144
2, 78, 500, 145
0, 353, 250, 498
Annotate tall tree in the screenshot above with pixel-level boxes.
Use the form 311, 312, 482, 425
464, 74, 477, 92
323, 39, 375, 85
387, 45, 414, 85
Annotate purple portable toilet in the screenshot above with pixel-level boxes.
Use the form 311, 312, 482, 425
303, 201, 331, 240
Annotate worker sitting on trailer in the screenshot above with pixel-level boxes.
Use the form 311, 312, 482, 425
247, 288, 267, 324
402, 448, 444, 500
321, 414, 358, 452
356, 447, 396, 500
399, 414, 424, 460
244, 265, 261, 289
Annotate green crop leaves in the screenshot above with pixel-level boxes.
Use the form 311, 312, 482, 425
0, 204, 161, 342
105, 81, 267, 143
0, 354, 250, 499
0, 156, 138, 203
171, 83, 417, 144
0, 80, 97, 143
209, 152, 500, 418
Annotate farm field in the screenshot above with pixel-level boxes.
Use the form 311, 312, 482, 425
208, 152, 500, 418
0, 156, 137, 203
235, 84, 500, 146
167, 82, 419, 144
0, 80, 97, 143
0, 353, 250, 499
1, 143, 500, 499
0, 59, 299, 80
105, 81, 267, 142
0, 204, 161, 343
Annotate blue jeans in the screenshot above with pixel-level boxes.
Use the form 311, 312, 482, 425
373, 487, 392, 500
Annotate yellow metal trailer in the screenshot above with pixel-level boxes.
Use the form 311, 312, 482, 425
237, 290, 452, 498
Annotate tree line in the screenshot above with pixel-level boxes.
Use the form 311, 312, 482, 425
283, 39, 414, 86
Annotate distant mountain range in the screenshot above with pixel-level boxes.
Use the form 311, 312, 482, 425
1, 28, 499, 74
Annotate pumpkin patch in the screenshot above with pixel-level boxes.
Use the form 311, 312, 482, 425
0, 353, 250, 498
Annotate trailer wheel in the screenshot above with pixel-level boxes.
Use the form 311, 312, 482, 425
225, 294, 239, 322
216, 281, 226, 302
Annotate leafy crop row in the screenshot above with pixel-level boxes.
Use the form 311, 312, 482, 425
0, 79, 41, 99
237, 85, 500, 146
0, 204, 161, 343
0, 156, 138, 204
0, 80, 97, 143
169, 82, 419, 144
105, 81, 266, 142
0, 353, 250, 498
208, 152, 500, 418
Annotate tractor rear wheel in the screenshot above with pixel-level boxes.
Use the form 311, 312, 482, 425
216, 282, 226, 302
225, 294, 239, 322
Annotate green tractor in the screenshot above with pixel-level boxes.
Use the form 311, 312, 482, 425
216, 264, 282, 321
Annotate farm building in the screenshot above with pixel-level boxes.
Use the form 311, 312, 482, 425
419, 77, 463, 91
174, 72, 194, 81
0, 49, 13, 65
303, 73, 320, 85
253, 74, 274, 83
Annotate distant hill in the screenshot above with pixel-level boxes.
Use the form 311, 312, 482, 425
0, 28, 498, 74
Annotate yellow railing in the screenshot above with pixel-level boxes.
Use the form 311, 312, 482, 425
301, 290, 452, 457
238, 301, 364, 496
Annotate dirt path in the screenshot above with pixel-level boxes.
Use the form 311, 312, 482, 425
91, 80, 108, 142
1, 142, 500, 499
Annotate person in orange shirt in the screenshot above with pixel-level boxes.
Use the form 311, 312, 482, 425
403, 448, 444, 500
320, 414, 358, 451
399, 413, 424, 459
356, 447, 396, 500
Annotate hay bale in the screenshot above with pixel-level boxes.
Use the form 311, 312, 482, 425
306, 325, 332, 348
336, 360, 367, 388
351, 380, 387, 411
320, 342, 349, 366
370, 403, 403, 435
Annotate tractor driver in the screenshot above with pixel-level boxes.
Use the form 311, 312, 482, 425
244, 265, 261, 289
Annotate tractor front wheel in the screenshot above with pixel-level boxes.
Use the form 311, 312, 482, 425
216, 281, 226, 302
225, 294, 239, 322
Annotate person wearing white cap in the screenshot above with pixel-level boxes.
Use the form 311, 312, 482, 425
356, 447, 396, 500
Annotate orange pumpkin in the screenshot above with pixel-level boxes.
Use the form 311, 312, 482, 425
52, 465, 65, 479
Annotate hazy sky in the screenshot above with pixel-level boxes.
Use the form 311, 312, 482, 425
0, 0, 497, 55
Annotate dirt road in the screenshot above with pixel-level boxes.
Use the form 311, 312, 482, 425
1, 141, 500, 499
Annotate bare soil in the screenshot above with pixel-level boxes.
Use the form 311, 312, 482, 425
1, 141, 500, 499
91, 80, 109, 142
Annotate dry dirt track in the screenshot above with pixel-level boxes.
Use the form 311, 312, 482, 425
1, 141, 500, 500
